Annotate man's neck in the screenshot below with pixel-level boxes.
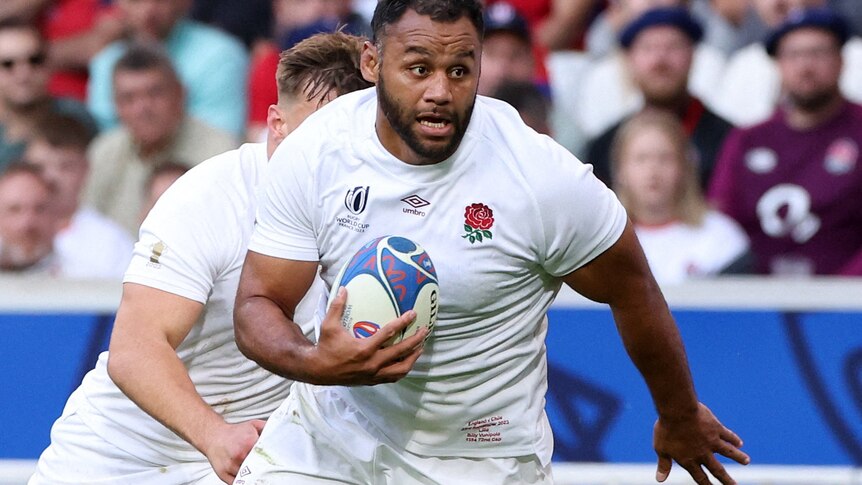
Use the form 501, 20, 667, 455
1, 98, 51, 141
644, 93, 691, 116
784, 93, 845, 131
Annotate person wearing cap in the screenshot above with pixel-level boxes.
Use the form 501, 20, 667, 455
708, 7, 862, 276
712, 0, 862, 127
573, 1, 726, 139
584, 6, 734, 190
478, 2, 537, 96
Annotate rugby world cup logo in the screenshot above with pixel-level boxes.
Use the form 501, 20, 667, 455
345, 186, 370, 214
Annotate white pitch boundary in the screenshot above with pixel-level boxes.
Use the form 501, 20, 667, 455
2, 461, 861, 484
552, 463, 862, 484
3, 276, 862, 314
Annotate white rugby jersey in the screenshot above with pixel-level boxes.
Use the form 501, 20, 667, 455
250, 88, 627, 463
72, 143, 321, 464
635, 210, 749, 285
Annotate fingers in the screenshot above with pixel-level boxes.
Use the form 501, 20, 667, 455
720, 426, 744, 449
363, 332, 425, 384
679, 461, 714, 485
718, 443, 750, 466
718, 426, 750, 465
704, 456, 737, 485
323, 287, 347, 327
367, 310, 417, 347
656, 454, 672, 482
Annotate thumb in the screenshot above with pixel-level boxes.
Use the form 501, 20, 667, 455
656, 454, 672, 482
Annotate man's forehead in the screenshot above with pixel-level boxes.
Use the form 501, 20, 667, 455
382, 9, 480, 46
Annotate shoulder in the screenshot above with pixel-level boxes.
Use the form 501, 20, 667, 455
147, 144, 263, 227
71, 207, 135, 246
88, 128, 131, 157
474, 95, 592, 177
698, 210, 749, 253
843, 101, 862, 120
701, 210, 743, 233
271, 88, 376, 169
176, 143, 263, 192
180, 116, 240, 152
90, 41, 125, 69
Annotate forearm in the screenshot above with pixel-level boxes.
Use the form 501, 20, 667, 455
108, 338, 225, 454
234, 294, 319, 382
611, 286, 699, 421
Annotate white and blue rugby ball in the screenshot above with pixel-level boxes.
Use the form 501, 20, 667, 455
327, 235, 439, 346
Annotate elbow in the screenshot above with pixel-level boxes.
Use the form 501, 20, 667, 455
106, 346, 131, 390
233, 300, 258, 361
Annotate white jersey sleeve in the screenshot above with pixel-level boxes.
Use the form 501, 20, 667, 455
535, 137, 627, 277
249, 142, 319, 261
488, 101, 627, 278
124, 152, 242, 302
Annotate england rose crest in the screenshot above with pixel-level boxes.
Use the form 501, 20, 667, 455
462, 203, 493, 244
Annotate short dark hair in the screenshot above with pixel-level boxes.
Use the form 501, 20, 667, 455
371, 0, 484, 44
31, 114, 95, 153
113, 42, 179, 82
276, 32, 374, 104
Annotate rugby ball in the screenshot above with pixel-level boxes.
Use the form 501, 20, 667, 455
327, 236, 439, 346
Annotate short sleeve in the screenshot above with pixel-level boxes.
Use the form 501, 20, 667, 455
247, 141, 320, 261
123, 166, 234, 303
532, 137, 628, 277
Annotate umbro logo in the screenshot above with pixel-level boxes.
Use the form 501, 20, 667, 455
401, 194, 429, 216
401, 194, 429, 208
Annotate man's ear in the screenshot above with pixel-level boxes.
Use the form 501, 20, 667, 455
360, 41, 379, 84
266, 104, 287, 140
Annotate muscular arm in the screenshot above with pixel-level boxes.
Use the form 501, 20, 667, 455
234, 251, 426, 385
562, 221, 749, 484
107, 283, 263, 484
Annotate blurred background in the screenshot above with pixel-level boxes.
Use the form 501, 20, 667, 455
1, 0, 861, 483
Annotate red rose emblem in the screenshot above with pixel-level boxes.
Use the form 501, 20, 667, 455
462, 203, 494, 244
464, 203, 494, 230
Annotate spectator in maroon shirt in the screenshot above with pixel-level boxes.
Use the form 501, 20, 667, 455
709, 8, 862, 276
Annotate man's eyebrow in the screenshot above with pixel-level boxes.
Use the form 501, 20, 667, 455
454, 48, 476, 59
404, 45, 433, 57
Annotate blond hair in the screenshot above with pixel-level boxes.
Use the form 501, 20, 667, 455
276, 32, 373, 105
609, 110, 707, 225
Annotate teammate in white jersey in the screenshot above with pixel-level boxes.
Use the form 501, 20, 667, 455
233, 2, 751, 484
29, 33, 374, 485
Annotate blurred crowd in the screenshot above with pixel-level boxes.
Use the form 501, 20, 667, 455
0, 0, 859, 283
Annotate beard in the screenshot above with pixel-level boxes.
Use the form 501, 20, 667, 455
377, 73, 474, 163
788, 87, 840, 113
0, 238, 52, 271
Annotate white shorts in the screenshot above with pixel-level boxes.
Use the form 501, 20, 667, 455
233, 385, 553, 485
29, 391, 220, 485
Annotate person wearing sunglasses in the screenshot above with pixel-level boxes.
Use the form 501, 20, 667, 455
0, 18, 97, 173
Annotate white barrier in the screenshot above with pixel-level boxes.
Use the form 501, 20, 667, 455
4, 276, 862, 313
3, 461, 862, 485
